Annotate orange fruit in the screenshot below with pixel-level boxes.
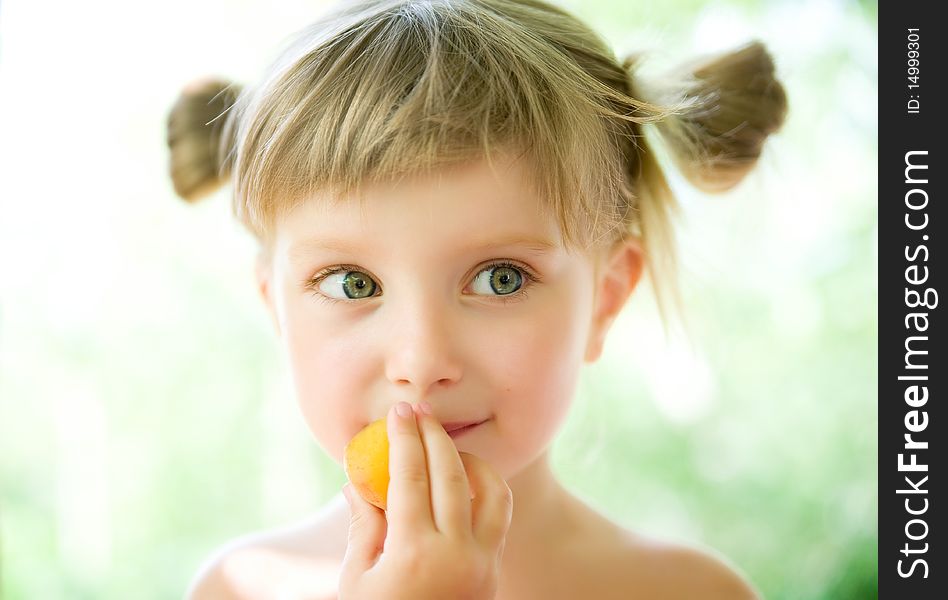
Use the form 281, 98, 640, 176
343, 417, 390, 510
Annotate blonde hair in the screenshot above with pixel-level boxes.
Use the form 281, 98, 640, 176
166, 0, 787, 334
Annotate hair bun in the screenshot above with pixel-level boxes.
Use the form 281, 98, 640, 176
647, 40, 789, 193
166, 77, 243, 203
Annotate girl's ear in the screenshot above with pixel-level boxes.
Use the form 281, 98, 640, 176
584, 239, 644, 363
255, 254, 282, 338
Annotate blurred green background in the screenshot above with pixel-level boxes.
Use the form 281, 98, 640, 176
0, 0, 876, 598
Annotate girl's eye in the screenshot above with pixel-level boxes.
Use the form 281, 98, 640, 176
307, 261, 539, 305
470, 263, 524, 296
315, 269, 378, 301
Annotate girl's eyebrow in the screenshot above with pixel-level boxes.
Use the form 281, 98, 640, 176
289, 235, 558, 264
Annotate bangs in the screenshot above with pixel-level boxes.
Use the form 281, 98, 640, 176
222, 0, 666, 250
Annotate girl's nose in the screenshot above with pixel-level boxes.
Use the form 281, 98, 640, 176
383, 299, 463, 393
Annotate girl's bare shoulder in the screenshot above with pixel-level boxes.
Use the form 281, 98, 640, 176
553, 495, 759, 600
612, 528, 761, 600
185, 495, 349, 600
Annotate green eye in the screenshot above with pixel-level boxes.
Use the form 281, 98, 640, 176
309, 260, 538, 305
473, 265, 523, 296
319, 270, 378, 300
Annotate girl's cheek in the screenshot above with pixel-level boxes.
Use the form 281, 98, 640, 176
282, 328, 367, 460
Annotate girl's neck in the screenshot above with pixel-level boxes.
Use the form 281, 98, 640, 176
501, 450, 580, 561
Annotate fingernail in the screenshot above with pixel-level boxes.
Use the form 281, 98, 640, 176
395, 401, 412, 419
420, 401, 433, 415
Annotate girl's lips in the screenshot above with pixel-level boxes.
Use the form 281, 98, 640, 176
441, 420, 483, 432
442, 419, 488, 437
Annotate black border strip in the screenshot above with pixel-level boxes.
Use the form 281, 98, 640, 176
879, 1, 943, 596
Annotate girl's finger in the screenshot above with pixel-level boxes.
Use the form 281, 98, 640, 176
385, 402, 434, 541
340, 484, 387, 576
459, 452, 513, 549
414, 405, 473, 538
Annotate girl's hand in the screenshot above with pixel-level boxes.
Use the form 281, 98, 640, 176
338, 402, 513, 600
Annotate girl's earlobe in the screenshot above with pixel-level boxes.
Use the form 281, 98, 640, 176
584, 332, 606, 363
255, 256, 282, 338
584, 240, 644, 363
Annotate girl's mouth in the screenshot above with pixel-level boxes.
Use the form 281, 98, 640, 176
443, 419, 488, 438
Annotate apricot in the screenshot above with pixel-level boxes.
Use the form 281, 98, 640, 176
343, 417, 390, 510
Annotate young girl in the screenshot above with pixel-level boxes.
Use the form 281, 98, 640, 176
167, 0, 787, 597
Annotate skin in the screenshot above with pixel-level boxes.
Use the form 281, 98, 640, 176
257, 151, 636, 480
339, 401, 513, 599
189, 150, 760, 599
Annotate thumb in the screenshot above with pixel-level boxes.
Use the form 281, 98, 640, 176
341, 484, 387, 573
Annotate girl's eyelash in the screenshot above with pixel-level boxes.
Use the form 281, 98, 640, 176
305, 260, 542, 306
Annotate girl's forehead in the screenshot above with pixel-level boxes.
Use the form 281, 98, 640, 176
279, 206, 563, 271
274, 154, 563, 253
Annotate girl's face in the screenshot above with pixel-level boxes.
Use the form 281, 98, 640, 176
256, 153, 640, 480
